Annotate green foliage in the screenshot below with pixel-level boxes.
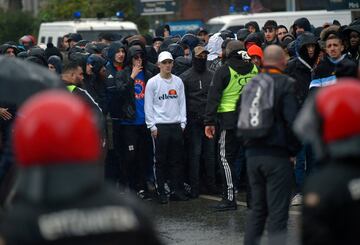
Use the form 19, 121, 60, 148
38, 0, 149, 33
0, 9, 38, 44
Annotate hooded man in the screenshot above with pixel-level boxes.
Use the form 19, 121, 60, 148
112, 45, 153, 196
105, 41, 127, 77
286, 32, 321, 206
343, 25, 360, 63
204, 40, 258, 211
245, 21, 260, 33
179, 46, 217, 198
47, 55, 62, 74
293, 17, 312, 37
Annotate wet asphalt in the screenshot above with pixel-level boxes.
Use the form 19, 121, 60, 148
146, 194, 301, 245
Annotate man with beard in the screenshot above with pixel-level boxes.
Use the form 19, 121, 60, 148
180, 46, 217, 198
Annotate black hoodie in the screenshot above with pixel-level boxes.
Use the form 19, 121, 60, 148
204, 54, 258, 129
286, 32, 320, 106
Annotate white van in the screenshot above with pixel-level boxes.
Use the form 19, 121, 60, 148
206, 10, 356, 33
38, 19, 139, 47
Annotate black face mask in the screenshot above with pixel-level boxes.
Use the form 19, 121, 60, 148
193, 57, 207, 72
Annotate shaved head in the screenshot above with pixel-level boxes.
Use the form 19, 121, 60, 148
263, 45, 287, 70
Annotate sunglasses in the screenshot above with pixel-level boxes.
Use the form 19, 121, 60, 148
134, 55, 143, 60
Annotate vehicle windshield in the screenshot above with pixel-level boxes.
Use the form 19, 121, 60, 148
205, 23, 225, 34
77, 30, 138, 42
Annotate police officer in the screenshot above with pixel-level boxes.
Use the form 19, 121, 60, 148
294, 79, 360, 245
0, 91, 162, 245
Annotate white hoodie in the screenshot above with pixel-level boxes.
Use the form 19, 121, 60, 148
144, 73, 187, 131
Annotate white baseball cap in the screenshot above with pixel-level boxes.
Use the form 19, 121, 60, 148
158, 51, 174, 63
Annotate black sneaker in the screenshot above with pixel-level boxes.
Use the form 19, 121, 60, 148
211, 199, 237, 211
158, 194, 168, 204
170, 192, 189, 201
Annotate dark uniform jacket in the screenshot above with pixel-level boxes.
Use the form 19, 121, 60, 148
302, 158, 360, 245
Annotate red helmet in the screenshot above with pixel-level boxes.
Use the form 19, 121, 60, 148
294, 79, 360, 159
14, 91, 102, 167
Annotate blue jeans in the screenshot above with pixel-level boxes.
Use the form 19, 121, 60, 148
294, 144, 315, 193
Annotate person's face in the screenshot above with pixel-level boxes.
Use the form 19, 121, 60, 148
62, 37, 69, 49
264, 27, 276, 42
306, 44, 316, 58
350, 31, 360, 48
48, 64, 56, 72
114, 48, 126, 64
73, 66, 84, 84
164, 28, 170, 37
5, 48, 15, 57
277, 27, 288, 42
153, 41, 162, 52
69, 40, 77, 48
158, 59, 173, 74
296, 27, 305, 36
198, 33, 209, 43
99, 66, 106, 80
250, 55, 262, 67
248, 25, 256, 33
326, 38, 344, 59
184, 48, 191, 58
132, 54, 143, 67
86, 63, 93, 75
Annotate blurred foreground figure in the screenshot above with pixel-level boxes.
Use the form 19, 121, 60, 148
0, 91, 162, 245
294, 79, 360, 245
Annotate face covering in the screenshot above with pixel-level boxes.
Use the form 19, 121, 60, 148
193, 57, 207, 72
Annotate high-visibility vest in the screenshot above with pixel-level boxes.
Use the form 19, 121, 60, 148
217, 65, 258, 113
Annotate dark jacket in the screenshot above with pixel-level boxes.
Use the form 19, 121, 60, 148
302, 158, 360, 245
204, 56, 258, 129
111, 66, 152, 121
179, 67, 214, 122
309, 54, 355, 92
286, 32, 320, 106
0, 165, 162, 245
244, 68, 300, 157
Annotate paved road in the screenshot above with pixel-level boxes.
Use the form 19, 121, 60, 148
146, 194, 301, 245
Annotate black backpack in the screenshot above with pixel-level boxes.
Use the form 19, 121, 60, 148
237, 73, 275, 138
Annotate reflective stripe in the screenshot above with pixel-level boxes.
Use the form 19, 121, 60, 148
219, 130, 234, 201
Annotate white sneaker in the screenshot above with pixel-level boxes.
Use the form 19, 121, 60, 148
291, 194, 303, 206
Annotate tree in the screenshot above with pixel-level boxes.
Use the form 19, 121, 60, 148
0, 9, 37, 43
38, 0, 149, 33
8, 0, 22, 11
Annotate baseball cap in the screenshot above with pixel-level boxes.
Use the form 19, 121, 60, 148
158, 51, 174, 63
194, 46, 209, 56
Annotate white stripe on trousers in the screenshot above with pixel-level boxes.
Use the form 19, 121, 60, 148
219, 130, 234, 201
151, 136, 158, 190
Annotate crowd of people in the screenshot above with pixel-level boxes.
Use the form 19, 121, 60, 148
0, 15, 359, 245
